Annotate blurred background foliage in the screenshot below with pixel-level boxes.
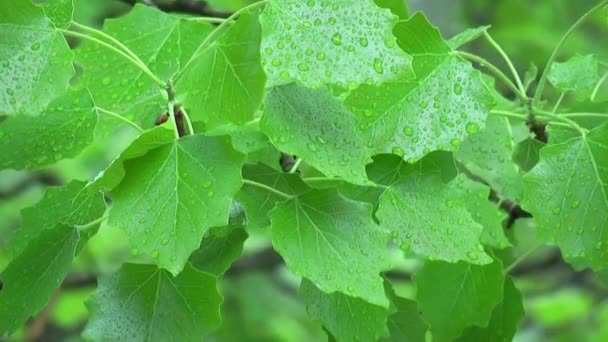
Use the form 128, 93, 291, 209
1, 0, 607, 341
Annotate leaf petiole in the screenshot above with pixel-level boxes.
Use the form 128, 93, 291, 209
185, 17, 228, 24
76, 215, 109, 231
242, 179, 293, 199
533, 109, 589, 135
503, 242, 544, 275
58, 29, 167, 88
69, 21, 144, 68
289, 158, 303, 174
591, 71, 608, 101
456, 51, 528, 103
168, 101, 180, 139
96, 107, 144, 133
482, 31, 527, 95
489, 110, 528, 121
179, 106, 195, 135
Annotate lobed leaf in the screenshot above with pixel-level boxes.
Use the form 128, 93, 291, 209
109, 134, 245, 275
377, 173, 493, 264
522, 123, 608, 270
271, 188, 391, 307
344, 13, 494, 164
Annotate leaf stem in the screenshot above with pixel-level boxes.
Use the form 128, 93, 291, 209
76, 215, 109, 231
179, 106, 195, 135
58, 29, 166, 88
552, 93, 565, 113
242, 179, 293, 199
186, 16, 228, 24
560, 112, 608, 119
503, 242, 544, 275
289, 158, 303, 174
533, 109, 588, 135
174, 0, 267, 83
483, 31, 527, 95
456, 51, 528, 103
168, 101, 179, 139
533, 0, 608, 106
489, 110, 528, 121
96, 107, 144, 132
70, 21, 144, 67
591, 71, 608, 101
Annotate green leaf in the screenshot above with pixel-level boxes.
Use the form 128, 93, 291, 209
384, 283, 427, 342
10, 181, 105, 258
522, 123, 608, 270
454, 175, 510, 249
455, 277, 524, 342
374, 0, 409, 19
271, 189, 391, 307
344, 13, 494, 164
210, 273, 326, 341
548, 54, 599, 92
300, 278, 389, 341
189, 201, 248, 276
89, 125, 175, 191
377, 173, 492, 264
447, 26, 490, 49
40, 0, 73, 29
259, 0, 413, 88
261, 83, 372, 185
204, 121, 281, 166
0, 89, 97, 170
414, 260, 504, 342
513, 137, 545, 172
83, 263, 222, 341
175, 12, 266, 128
0, 225, 79, 335
456, 115, 524, 200
0, 0, 74, 115
109, 134, 245, 275
237, 163, 310, 230
74, 4, 213, 131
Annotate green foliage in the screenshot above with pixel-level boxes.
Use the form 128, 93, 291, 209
259, 0, 413, 88
1, 0, 608, 340
83, 263, 222, 341
523, 123, 608, 270
548, 54, 599, 92
0, 225, 80, 335
414, 259, 504, 341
